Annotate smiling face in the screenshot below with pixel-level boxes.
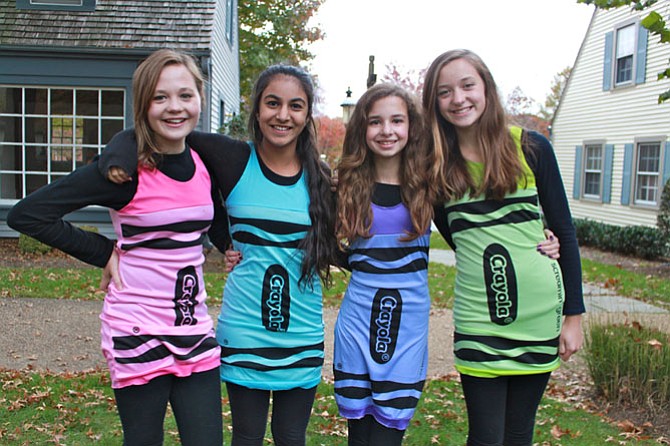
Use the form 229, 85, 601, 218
436, 58, 486, 131
147, 64, 202, 154
365, 95, 409, 164
256, 74, 309, 153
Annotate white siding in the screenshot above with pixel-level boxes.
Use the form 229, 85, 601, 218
553, 2, 670, 227
210, 0, 240, 133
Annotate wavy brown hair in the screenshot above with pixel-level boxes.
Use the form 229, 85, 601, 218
336, 83, 433, 247
422, 49, 524, 201
132, 48, 205, 169
248, 64, 338, 287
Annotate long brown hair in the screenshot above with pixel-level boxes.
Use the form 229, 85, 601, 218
248, 64, 338, 287
422, 49, 524, 201
336, 83, 433, 246
132, 48, 205, 169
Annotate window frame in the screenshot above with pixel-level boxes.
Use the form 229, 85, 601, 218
16, 0, 96, 11
581, 141, 605, 200
631, 136, 665, 208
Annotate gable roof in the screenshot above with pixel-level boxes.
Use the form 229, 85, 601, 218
0, 0, 216, 51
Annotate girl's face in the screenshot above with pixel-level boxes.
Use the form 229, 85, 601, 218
436, 58, 486, 131
256, 75, 309, 153
147, 64, 201, 154
365, 95, 409, 163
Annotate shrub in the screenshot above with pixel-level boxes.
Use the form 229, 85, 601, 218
586, 320, 670, 412
574, 218, 666, 260
17, 233, 51, 255
658, 178, 670, 256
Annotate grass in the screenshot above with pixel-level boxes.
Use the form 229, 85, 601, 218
1, 369, 663, 445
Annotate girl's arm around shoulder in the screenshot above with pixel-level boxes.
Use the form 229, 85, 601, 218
8, 159, 136, 268
98, 128, 139, 179
525, 130, 585, 315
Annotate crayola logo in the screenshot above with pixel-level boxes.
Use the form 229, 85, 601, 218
174, 265, 198, 326
369, 289, 402, 364
483, 244, 518, 325
262, 264, 290, 332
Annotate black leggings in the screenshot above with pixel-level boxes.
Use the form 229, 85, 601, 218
460, 372, 551, 446
347, 414, 405, 446
225, 382, 317, 446
113, 368, 222, 446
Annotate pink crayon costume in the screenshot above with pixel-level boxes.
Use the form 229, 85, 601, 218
103, 149, 220, 388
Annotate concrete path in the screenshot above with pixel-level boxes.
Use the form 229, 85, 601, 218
1, 249, 666, 377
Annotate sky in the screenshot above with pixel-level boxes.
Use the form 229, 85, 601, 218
307, 0, 596, 117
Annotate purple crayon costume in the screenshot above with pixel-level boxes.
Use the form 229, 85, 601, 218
333, 183, 430, 430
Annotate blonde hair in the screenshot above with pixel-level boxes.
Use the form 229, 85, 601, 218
422, 49, 524, 201
132, 48, 205, 168
336, 83, 433, 246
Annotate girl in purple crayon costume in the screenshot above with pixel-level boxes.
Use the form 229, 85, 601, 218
8, 49, 223, 446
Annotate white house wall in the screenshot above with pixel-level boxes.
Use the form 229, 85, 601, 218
210, 0, 240, 133
552, 2, 670, 227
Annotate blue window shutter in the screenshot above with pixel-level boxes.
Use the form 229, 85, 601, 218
602, 144, 614, 203
603, 31, 614, 91
573, 145, 583, 199
621, 143, 634, 205
663, 141, 670, 186
635, 26, 648, 85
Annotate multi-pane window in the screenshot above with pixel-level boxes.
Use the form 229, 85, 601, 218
16, 0, 96, 11
0, 86, 125, 199
225, 0, 234, 43
615, 24, 635, 85
634, 142, 661, 205
583, 144, 603, 198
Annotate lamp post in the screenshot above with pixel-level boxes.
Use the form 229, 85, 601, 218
340, 87, 356, 125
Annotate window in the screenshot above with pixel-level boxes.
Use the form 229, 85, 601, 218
225, 0, 235, 44
16, 0, 95, 11
583, 144, 603, 198
634, 142, 661, 205
603, 22, 648, 90
0, 86, 125, 199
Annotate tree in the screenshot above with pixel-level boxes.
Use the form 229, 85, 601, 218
380, 63, 426, 96
577, 0, 670, 102
540, 66, 572, 121
505, 87, 550, 137
315, 115, 345, 165
238, 0, 325, 106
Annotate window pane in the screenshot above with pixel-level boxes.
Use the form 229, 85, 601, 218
635, 174, 658, 203
101, 119, 124, 143
26, 173, 47, 195
616, 55, 633, 84
638, 143, 660, 172
51, 146, 74, 172
25, 88, 47, 114
51, 117, 74, 144
0, 144, 22, 170
616, 24, 635, 57
0, 87, 22, 114
584, 172, 601, 196
101, 90, 124, 116
79, 118, 99, 144
25, 117, 48, 143
76, 90, 98, 116
25, 145, 48, 171
0, 173, 21, 199
0, 116, 23, 142
51, 89, 73, 115
76, 147, 99, 168
31, 0, 83, 5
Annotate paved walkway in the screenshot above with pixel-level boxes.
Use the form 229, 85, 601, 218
1, 249, 666, 377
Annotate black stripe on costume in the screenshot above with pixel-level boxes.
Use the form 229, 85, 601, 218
224, 356, 324, 371
229, 216, 309, 234
220, 342, 325, 360
233, 231, 301, 248
348, 246, 429, 262
113, 333, 213, 350
454, 332, 559, 350
373, 396, 420, 409
348, 258, 427, 274
121, 219, 211, 237
120, 233, 206, 251
114, 337, 219, 364
455, 348, 557, 365
445, 195, 538, 215
333, 369, 370, 382
449, 209, 540, 235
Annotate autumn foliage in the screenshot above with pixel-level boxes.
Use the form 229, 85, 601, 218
315, 115, 345, 166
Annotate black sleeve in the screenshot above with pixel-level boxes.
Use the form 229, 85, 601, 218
185, 131, 250, 199
7, 159, 136, 268
208, 185, 231, 253
525, 131, 585, 315
432, 204, 456, 250
98, 128, 139, 178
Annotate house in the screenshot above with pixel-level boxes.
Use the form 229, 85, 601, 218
552, 1, 670, 228
0, 0, 239, 238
